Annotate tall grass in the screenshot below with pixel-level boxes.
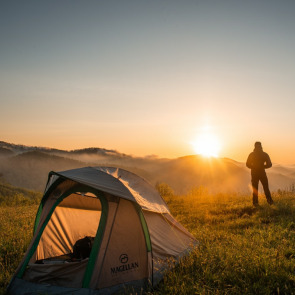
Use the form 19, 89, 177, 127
0, 182, 41, 207
0, 182, 41, 294
0, 205, 38, 295
150, 190, 295, 294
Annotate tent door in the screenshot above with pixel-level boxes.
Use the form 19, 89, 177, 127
19, 186, 108, 289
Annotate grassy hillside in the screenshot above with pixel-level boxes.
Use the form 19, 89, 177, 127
0, 182, 41, 294
0, 205, 38, 295
1, 188, 295, 294
151, 191, 295, 294
0, 181, 42, 206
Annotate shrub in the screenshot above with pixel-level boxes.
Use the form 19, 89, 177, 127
155, 182, 174, 198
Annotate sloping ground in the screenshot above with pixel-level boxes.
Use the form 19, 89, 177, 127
149, 155, 250, 193
151, 191, 295, 294
0, 204, 39, 295
0, 181, 42, 206
0, 141, 295, 194
0, 151, 85, 191
0, 151, 251, 193
2, 191, 295, 294
0, 147, 14, 157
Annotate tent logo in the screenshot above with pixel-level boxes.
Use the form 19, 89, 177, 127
119, 254, 128, 264
110, 254, 139, 275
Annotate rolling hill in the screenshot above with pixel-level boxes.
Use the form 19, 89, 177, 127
0, 141, 294, 194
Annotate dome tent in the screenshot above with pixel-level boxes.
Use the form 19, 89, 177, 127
8, 167, 197, 295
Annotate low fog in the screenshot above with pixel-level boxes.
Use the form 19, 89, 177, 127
0, 141, 295, 194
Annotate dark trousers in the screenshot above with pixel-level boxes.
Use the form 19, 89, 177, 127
251, 171, 273, 205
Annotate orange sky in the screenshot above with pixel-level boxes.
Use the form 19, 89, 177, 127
1, 2, 295, 164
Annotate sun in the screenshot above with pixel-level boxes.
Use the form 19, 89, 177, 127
192, 133, 221, 158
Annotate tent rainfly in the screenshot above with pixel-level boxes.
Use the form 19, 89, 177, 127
8, 167, 197, 295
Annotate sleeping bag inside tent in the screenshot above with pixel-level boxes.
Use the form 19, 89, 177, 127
8, 167, 197, 295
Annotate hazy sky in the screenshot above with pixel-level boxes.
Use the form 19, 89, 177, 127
1, 1, 295, 163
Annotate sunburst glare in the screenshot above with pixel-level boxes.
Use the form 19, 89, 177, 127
192, 132, 221, 158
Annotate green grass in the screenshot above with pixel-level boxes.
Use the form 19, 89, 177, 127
0, 205, 38, 295
0, 182, 42, 207
150, 191, 295, 294
1, 189, 295, 294
0, 182, 41, 295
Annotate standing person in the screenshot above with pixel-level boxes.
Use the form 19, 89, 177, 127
246, 142, 274, 206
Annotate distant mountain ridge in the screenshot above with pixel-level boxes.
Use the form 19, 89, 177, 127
0, 140, 294, 194
0, 141, 126, 158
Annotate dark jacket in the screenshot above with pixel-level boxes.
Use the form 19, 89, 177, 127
246, 148, 272, 173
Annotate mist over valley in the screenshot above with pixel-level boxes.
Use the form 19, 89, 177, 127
0, 141, 294, 194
